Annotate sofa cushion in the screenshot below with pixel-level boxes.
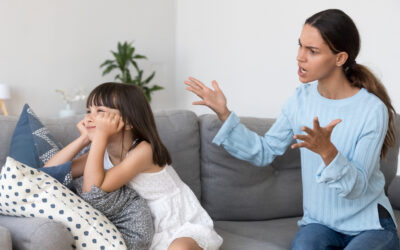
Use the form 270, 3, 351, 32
9, 104, 64, 168
154, 110, 201, 199
199, 114, 302, 221
215, 217, 301, 250
8, 104, 73, 188
0, 157, 127, 249
0, 215, 74, 250
0, 224, 11, 250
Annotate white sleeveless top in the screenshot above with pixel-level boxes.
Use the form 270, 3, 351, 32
103, 150, 223, 250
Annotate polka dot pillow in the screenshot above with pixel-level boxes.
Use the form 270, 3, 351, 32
0, 157, 127, 250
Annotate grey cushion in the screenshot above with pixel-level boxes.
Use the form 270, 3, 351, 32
200, 114, 303, 220
154, 110, 201, 200
215, 217, 301, 250
0, 215, 74, 250
0, 225, 12, 250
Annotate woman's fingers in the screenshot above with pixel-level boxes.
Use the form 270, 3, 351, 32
211, 80, 221, 91
327, 119, 342, 131
184, 80, 202, 91
192, 100, 206, 106
313, 117, 320, 129
291, 142, 308, 149
188, 77, 207, 89
293, 134, 309, 142
301, 126, 314, 136
185, 86, 204, 99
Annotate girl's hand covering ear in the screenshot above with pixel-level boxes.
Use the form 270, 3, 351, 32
94, 110, 125, 138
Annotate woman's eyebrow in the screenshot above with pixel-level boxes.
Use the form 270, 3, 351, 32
298, 39, 320, 50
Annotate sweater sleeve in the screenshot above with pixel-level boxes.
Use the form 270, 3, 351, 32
315, 104, 389, 199
212, 91, 297, 167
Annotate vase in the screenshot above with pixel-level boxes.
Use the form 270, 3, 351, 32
59, 103, 76, 118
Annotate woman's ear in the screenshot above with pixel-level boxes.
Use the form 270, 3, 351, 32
336, 51, 349, 67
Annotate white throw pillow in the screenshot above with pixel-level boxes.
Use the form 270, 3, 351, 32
0, 157, 127, 250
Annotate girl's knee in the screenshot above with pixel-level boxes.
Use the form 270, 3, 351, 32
168, 237, 202, 250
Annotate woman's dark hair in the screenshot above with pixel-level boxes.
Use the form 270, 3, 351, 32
86, 82, 171, 166
306, 9, 396, 158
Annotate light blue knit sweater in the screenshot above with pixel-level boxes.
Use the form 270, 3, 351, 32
213, 82, 396, 235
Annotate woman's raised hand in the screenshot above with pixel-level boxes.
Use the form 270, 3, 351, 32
292, 117, 341, 165
184, 77, 231, 121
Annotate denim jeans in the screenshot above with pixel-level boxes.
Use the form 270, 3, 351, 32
291, 217, 399, 250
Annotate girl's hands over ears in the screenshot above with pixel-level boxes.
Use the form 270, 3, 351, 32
184, 77, 231, 121
292, 117, 341, 165
94, 110, 125, 139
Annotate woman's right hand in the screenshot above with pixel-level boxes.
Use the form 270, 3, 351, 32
76, 119, 90, 145
184, 77, 231, 121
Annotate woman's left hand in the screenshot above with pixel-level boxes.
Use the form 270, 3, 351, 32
94, 110, 125, 139
291, 117, 341, 165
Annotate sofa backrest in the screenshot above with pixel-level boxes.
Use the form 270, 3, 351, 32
0, 110, 202, 200
199, 114, 400, 221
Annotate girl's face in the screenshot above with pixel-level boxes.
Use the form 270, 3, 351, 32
84, 105, 122, 140
297, 24, 337, 83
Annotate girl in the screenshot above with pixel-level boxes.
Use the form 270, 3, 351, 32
46, 82, 223, 250
185, 9, 399, 250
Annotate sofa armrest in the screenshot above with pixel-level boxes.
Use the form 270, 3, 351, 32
0, 215, 74, 250
389, 176, 400, 210
0, 225, 12, 250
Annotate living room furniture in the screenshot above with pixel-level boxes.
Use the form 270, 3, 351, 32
0, 110, 399, 250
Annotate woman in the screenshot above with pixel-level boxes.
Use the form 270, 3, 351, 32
185, 9, 399, 250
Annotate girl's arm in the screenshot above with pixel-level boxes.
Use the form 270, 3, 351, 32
82, 111, 153, 193
44, 119, 91, 179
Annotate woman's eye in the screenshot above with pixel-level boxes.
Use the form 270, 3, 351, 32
97, 109, 105, 113
86, 110, 91, 114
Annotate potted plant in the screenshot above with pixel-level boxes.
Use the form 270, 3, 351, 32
100, 41, 163, 102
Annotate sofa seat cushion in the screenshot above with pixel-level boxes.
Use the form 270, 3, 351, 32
215, 217, 301, 250
200, 114, 303, 220
154, 110, 201, 199
0, 215, 74, 250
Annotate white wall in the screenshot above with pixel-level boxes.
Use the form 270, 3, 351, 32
174, 0, 400, 175
0, 0, 176, 117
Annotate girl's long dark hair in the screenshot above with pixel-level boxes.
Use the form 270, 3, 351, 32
87, 82, 171, 166
306, 9, 396, 158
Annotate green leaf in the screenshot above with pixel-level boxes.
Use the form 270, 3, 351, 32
102, 64, 118, 76
150, 85, 163, 91
100, 59, 115, 68
130, 59, 140, 72
133, 54, 147, 60
144, 71, 155, 84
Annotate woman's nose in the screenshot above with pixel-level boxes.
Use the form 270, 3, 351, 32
296, 48, 306, 62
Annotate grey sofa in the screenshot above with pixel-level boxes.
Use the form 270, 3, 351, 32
0, 110, 399, 250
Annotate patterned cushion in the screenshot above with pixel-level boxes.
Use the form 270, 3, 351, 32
8, 104, 72, 188
0, 157, 127, 250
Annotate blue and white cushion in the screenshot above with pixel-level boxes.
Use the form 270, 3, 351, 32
0, 157, 127, 250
